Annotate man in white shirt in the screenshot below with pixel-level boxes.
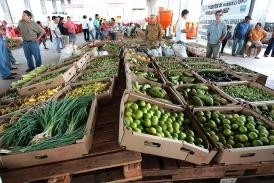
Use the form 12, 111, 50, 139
50, 16, 62, 53
175, 9, 189, 47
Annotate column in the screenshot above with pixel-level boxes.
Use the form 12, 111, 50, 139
52, 0, 57, 14
146, 0, 157, 16
60, 0, 65, 14
0, 0, 13, 23
24, 0, 32, 11
40, 0, 47, 15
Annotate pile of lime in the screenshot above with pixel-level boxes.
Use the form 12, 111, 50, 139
123, 100, 205, 148
196, 110, 274, 148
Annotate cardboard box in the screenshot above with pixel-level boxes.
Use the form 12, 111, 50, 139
54, 78, 115, 106
119, 92, 217, 165
74, 52, 91, 71
217, 81, 274, 104
18, 65, 77, 96
0, 98, 98, 169
172, 83, 239, 107
72, 65, 118, 84
48, 54, 84, 71
85, 55, 119, 71
192, 106, 274, 165
160, 69, 204, 85
126, 75, 184, 106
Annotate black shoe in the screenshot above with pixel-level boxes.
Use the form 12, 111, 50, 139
26, 68, 34, 72
11, 67, 18, 70
3, 75, 15, 80
10, 73, 17, 76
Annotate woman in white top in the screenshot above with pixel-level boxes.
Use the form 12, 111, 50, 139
175, 9, 189, 47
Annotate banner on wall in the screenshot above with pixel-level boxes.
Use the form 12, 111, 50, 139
198, 0, 252, 40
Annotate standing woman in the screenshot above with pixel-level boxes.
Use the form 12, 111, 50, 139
17, 10, 45, 72
81, 15, 89, 42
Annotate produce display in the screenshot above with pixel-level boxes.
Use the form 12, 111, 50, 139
10, 65, 52, 88
195, 110, 274, 148
132, 82, 172, 104
154, 56, 178, 62
123, 100, 205, 147
76, 66, 118, 81
65, 82, 111, 98
129, 66, 162, 82
126, 57, 150, 67
157, 61, 188, 70
256, 105, 274, 122
229, 65, 257, 74
0, 90, 20, 101
127, 49, 151, 62
182, 57, 214, 63
87, 57, 117, 70
0, 86, 61, 116
198, 70, 241, 82
222, 85, 274, 102
176, 84, 230, 106
164, 70, 200, 85
0, 96, 94, 152
187, 63, 220, 70
103, 42, 121, 55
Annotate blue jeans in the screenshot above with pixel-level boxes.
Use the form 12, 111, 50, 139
55, 37, 62, 52
22, 40, 42, 70
232, 38, 244, 55
264, 38, 274, 56
0, 38, 11, 78
7, 47, 16, 64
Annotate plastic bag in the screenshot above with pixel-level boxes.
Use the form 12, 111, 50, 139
162, 45, 175, 56
58, 44, 74, 64
147, 46, 162, 57
172, 44, 188, 58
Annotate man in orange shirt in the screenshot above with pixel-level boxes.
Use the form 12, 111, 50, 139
243, 22, 267, 59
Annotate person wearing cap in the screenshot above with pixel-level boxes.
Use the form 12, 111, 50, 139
243, 22, 267, 59
145, 14, 162, 47
231, 15, 252, 56
18, 10, 45, 72
206, 10, 227, 60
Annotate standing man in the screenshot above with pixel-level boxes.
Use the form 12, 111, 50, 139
51, 16, 62, 53
264, 28, 274, 57
81, 15, 89, 42
175, 9, 189, 46
47, 16, 53, 42
145, 14, 162, 47
231, 15, 252, 56
18, 10, 45, 72
93, 14, 102, 40
243, 22, 267, 59
206, 10, 227, 59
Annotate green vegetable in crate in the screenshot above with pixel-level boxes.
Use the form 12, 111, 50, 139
166, 70, 198, 85
177, 84, 229, 106
132, 68, 161, 82
0, 96, 94, 152
230, 65, 256, 74
127, 57, 149, 67
124, 100, 205, 147
188, 64, 219, 70
159, 62, 188, 70
77, 66, 118, 81
256, 105, 274, 122
196, 110, 274, 148
199, 71, 241, 82
154, 56, 177, 62
222, 85, 274, 102
87, 58, 117, 70
132, 82, 172, 104
65, 82, 111, 98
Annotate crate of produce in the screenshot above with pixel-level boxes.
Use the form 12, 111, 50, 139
173, 83, 239, 107
153, 56, 180, 62
10, 65, 53, 89
181, 57, 218, 63
102, 42, 122, 55
0, 89, 20, 104
0, 96, 98, 169
124, 52, 152, 67
161, 69, 204, 85
0, 86, 62, 117
192, 106, 274, 164
126, 75, 183, 105
73, 52, 91, 71
119, 91, 217, 165
218, 81, 274, 104
85, 55, 119, 71
186, 62, 222, 71
154, 61, 189, 70
54, 78, 115, 106
249, 102, 274, 124
18, 65, 76, 96
221, 64, 268, 85
72, 65, 118, 84
197, 69, 246, 84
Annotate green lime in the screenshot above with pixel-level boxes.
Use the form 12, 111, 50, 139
227, 139, 235, 146
133, 119, 141, 125
130, 103, 139, 111
138, 100, 146, 107
186, 129, 195, 137
223, 124, 231, 130
222, 119, 231, 125
223, 129, 232, 136
196, 111, 204, 117
195, 137, 203, 145
154, 110, 162, 118
238, 134, 248, 143
208, 120, 217, 129
185, 136, 195, 143
140, 107, 148, 114
252, 139, 263, 147
177, 115, 184, 122
155, 126, 163, 133
133, 110, 143, 120
130, 122, 138, 129
124, 117, 133, 126
148, 127, 157, 135
151, 116, 159, 126
143, 118, 151, 127
268, 135, 274, 141
239, 126, 248, 134
143, 113, 152, 119
235, 143, 244, 148
132, 127, 141, 133
259, 136, 269, 145
146, 103, 151, 110
248, 132, 258, 140
247, 115, 254, 123
246, 123, 255, 131
178, 132, 187, 140
151, 104, 158, 111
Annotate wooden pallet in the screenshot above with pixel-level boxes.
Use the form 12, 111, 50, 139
0, 99, 142, 183
135, 154, 274, 182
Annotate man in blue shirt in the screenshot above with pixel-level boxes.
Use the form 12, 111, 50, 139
206, 10, 227, 60
231, 16, 251, 56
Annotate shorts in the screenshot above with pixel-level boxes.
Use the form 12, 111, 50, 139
246, 41, 263, 47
